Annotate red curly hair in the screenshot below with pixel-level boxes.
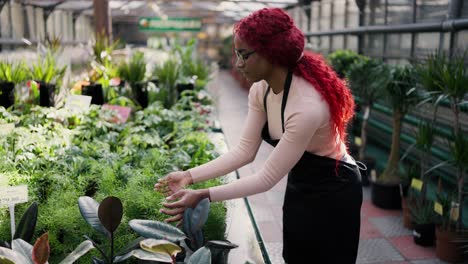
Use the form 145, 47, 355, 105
234, 8, 355, 152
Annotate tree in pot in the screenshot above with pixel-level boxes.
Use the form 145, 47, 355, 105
371, 64, 420, 209
28, 52, 67, 107
327, 50, 361, 79
421, 51, 468, 262
0, 61, 28, 108
346, 57, 390, 185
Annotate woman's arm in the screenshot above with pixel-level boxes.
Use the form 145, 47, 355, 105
208, 106, 324, 201
188, 83, 266, 184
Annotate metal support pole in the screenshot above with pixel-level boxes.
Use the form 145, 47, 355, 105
356, 0, 366, 54
410, 0, 417, 60
383, 0, 388, 60
448, 0, 462, 57
22, 3, 30, 40
329, 1, 334, 53
344, 0, 349, 49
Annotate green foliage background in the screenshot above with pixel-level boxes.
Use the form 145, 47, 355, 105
0, 94, 225, 263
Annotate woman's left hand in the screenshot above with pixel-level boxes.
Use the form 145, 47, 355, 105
160, 189, 210, 223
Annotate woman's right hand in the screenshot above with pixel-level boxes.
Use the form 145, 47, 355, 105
154, 171, 193, 197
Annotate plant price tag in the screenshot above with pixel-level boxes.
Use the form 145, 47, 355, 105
65, 95, 92, 112
450, 202, 459, 221
102, 104, 132, 124
0, 185, 28, 207
410, 178, 423, 191
0, 123, 15, 135
0, 185, 28, 239
354, 136, 362, 147
434, 202, 443, 215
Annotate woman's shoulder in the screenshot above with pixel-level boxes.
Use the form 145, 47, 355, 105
249, 80, 268, 94
248, 80, 268, 111
291, 75, 324, 103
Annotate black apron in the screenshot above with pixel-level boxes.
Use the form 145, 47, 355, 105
261, 70, 362, 263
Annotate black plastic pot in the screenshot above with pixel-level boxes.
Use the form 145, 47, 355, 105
371, 180, 402, 209
176, 83, 194, 94
413, 223, 435, 247
82, 83, 104, 105
134, 82, 148, 108
37, 81, 55, 107
0, 81, 15, 108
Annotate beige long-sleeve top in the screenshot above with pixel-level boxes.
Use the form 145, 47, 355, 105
188, 75, 348, 202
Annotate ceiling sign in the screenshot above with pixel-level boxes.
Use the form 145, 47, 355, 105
138, 17, 202, 32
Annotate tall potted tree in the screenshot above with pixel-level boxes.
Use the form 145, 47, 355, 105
346, 57, 390, 185
421, 51, 468, 262
371, 64, 419, 209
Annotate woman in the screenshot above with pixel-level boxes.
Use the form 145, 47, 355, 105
155, 8, 362, 263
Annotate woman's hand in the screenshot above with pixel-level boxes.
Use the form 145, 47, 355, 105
154, 171, 193, 197
160, 189, 210, 224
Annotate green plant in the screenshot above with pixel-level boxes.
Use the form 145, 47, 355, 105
0, 232, 95, 264
326, 50, 362, 79
421, 51, 468, 232
117, 51, 146, 89
410, 198, 435, 225
154, 58, 181, 109
379, 65, 420, 183
346, 57, 390, 161
0, 61, 28, 84
28, 52, 67, 87
79, 195, 234, 263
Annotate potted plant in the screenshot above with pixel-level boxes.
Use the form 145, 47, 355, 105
28, 52, 67, 107
117, 51, 148, 108
371, 64, 419, 209
410, 197, 436, 246
0, 61, 28, 108
346, 57, 390, 186
153, 58, 180, 109
327, 50, 362, 79
420, 51, 468, 262
400, 164, 418, 229
87, 33, 120, 103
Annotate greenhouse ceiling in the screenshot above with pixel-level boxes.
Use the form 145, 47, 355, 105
20, 0, 300, 23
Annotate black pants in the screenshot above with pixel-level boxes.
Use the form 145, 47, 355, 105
282, 153, 363, 264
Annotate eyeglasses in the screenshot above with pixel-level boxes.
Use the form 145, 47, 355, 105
235, 49, 256, 64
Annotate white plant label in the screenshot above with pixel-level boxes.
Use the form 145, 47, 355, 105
65, 95, 92, 112
0, 123, 15, 135
0, 185, 28, 239
0, 185, 28, 206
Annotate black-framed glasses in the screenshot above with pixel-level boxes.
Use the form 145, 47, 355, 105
235, 49, 256, 64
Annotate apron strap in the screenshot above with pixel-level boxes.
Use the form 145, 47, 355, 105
263, 86, 271, 114
281, 70, 293, 133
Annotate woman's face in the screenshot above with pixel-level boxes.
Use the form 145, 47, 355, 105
234, 35, 273, 82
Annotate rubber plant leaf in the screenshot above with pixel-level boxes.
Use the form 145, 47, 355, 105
58, 240, 95, 264
32, 233, 49, 264
13, 202, 38, 243
0, 246, 30, 264
97, 196, 123, 234
187, 247, 211, 264
11, 239, 33, 264
77, 196, 110, 236
129, 220, 186, 243
140, 238, 181, 257
128, 249, 172, 263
